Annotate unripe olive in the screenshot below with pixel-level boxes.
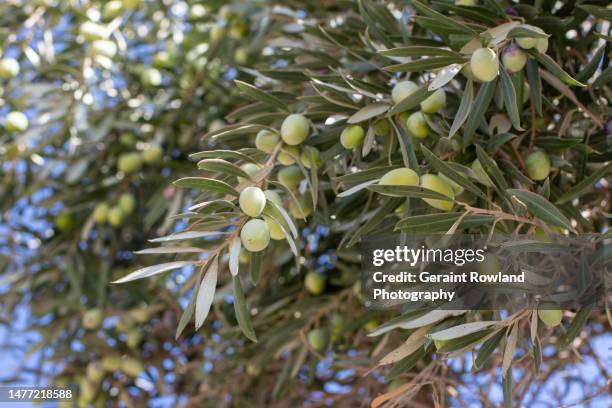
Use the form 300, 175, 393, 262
86, 362, 105, 384
307, 328, 328, 351
538, 304, 562, 327
101, 355, 122, 371
300, 146, 321, 169
439, 173, 464, 195
502, 44, 527, 73
79, 22, 109, 42
5, 111, 29, 132
304, 271, 325, 295
55, 210, 76, 232
264, 190, 282, 207
471, 159, 493, 187
239, 186, 267, 217
246, 363, 261, 376
470, 48, 499, 82
255, 129, 280, 153
93, 203, 110, 224
460, 63, 476, 81
118, 193, 136, 214
434, 339, 448, 350
141, 143, 163, 163
374, 119, 390, 136
406, 112, 429, 139
0, 58, 19, 79
340, 125, 365, 149
476, 254, 501, 275
379, 168, 419, 186
107, 206, 124, 227
525, 150, 551, 181
330, 314, 344, 340
210, 25, 226, 43
141, 68, 162, 87
277, 165, 303, 189
420, 174, 455, 211
91, 40, 117, 58
240, 219, 270, 252
516, 26, 546, 50
237, 163, 261, 183
420, 88, 446, 113
102, 1, 123, 19
117, 152, 142, 173
391, 80, 418, 104
120, 358, 144, 377
264, 216, 285, 240
122, 0, 141, 10
277, 145, 300, 165
119, 132, 136, 147
82, 308, 103, 329
234, 47, 249, 64
230, 20, 248, 40
280, 114, 310, 145
535, 37, 549, 54
289, 194, 313, 218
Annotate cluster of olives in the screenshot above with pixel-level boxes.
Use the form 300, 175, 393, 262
378, 167, 455, 211
392, 80, 446, 139
117, 142, 162, 174
466, 26, 549, 83
92, 192, 136, 228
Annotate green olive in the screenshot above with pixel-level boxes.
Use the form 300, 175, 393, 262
141, 68, 162, 87
300, 146, 321, 169
379, 168, 419, 186
280, 114, 310, 145
239, 186, 267, 217
141, 143, 163, 163
102, 1, 123, 20
240, 219, 270, 252
420, 88, 446, 113
79, 22, 110, 41
118, 193, 136, 214
406, 112, 429, 139
307, 328, 328, 351
525, 150, 551, 181
340, 125, 365, 149
55, 210, 76, 232
420, 174, 455, 211
289, 194, 312, 218
277, 145, 300, 165
264, 216, 285, 240
91, 40, 117, 58
304, 271, 325, 295
502, 44, 527, 73
120, 358, 144, 377
538, 304, 562, 327
107, 206, 125, 227
93, 203, 110, 224
117, 152, 143, 173
255, 129, 280, 153
470, 48, 499, 82
122, 0, 141, 10
277, 165, 303, 189
391, 80, 418, 104
237, 163, 262, 183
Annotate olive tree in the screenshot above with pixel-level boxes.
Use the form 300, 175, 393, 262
1, 0, 611, 407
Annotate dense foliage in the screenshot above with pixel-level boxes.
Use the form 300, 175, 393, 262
1, 1, 610, 407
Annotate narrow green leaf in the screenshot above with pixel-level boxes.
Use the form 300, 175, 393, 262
197, 159, 250, 178
112, 261, 196, 284
233, 276, 258, 342
189, 149, 260, 163
195, 258, 218, 330
421, 146, 488, 201
380, 46, 462, 58
234, 80, 289, 112
499, 69, 522, 130
347, 103, 390, 124
174, 177, 238, 196
412, 0, 478, 36
385, 56, 466, 73
429, 321, 498, 341
395, 212, 495, 232
385, 346, 427, 380
474, 329, 505, 370
575, 46, 605, 83
555, 163, 612, 204
175, 278, 200, 339
463, 80, 497, 143
526, 59, 542, 115
487, 133, 516, 153
503, 365, 513, 408
388, 84, 433, 116
560, 303, 594, 348
449, 77, 473, 138
529, 51, 586, 87
507, 189, 575, 232
249, 251, 262, 284
368, 184, 452, 200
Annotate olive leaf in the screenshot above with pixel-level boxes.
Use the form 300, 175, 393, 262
112, 261, 196, 284
508, 189, 576, 232
233, 275, 258, 342
195, 258, 218, 330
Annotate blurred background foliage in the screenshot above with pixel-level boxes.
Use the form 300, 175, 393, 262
0, 0, 610, 407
